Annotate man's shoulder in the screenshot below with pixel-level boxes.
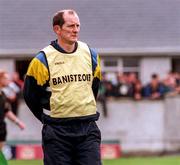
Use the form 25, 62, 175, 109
31, 51, 48, 68
77, 41, 98, 55
35, 51, 46, 62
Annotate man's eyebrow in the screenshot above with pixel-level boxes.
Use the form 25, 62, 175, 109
67, 23, 80, 26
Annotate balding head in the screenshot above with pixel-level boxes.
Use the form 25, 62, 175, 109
53, 9, 78, 27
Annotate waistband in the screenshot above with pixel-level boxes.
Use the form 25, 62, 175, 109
41, 111, 100, 125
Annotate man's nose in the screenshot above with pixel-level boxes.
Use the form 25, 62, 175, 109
73, 25, 80, 32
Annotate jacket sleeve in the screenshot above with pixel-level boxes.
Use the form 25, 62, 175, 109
90, 48, 102, 99
23, 52, 49, 122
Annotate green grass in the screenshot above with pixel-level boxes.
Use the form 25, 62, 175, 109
8, 156, 180, 165
103, 156, 180, 165
9, 160, 43, 165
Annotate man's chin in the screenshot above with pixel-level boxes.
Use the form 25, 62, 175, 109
69, 39, 78, 44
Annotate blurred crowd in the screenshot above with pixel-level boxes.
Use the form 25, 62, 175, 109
1, 69, 180, 118
98, 71, 180, 117
98, 71, 180, 100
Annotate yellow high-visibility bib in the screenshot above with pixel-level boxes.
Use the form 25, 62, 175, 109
43, 41, 96, 118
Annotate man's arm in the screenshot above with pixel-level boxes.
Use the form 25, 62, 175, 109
23, 52, 49, 122
90, 48, 102, 99
23, 76, 43, 121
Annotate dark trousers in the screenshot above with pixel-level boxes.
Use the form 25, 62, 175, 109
42, 121, 102, 165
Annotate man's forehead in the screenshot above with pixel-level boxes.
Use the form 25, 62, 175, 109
64, 14, 80, 24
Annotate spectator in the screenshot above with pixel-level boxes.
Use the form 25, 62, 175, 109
163, 71, 177, 96
127, 72, 143, 100
105, 81, 116, 97
116, 72, 142, 99
116, 73, 131, 97
133, 79, 143, 100
143, 73, 165, 99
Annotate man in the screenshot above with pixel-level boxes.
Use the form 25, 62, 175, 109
23, 9, 102, 165
143, 73, 165, 99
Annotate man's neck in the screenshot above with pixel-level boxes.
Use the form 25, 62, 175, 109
57, 40, 76, 53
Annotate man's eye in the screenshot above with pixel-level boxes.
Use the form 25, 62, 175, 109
68, 25, 80, 28
68, 25, 74, 28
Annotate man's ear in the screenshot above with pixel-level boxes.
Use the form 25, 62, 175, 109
53, 25, 61, 35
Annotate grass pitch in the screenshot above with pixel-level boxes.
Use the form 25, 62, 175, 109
8, 156, 180, 165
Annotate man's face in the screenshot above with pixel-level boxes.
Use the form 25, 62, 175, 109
59, 12, 80, 44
